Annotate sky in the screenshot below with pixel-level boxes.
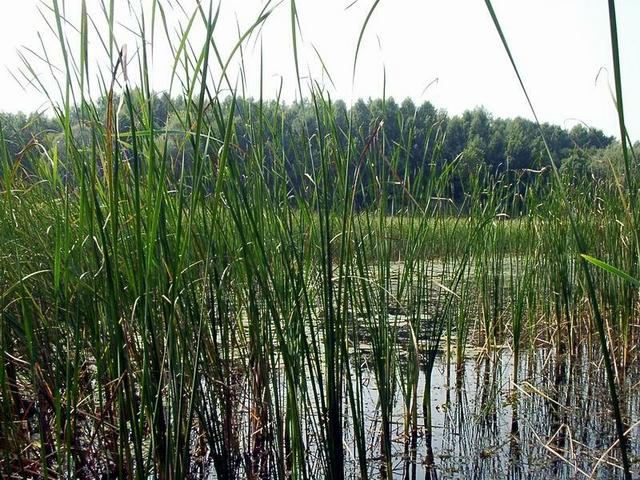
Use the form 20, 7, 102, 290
0, 0, 638, 140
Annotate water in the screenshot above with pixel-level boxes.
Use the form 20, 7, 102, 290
202, 259, 638, 478
348, 344, 640, 479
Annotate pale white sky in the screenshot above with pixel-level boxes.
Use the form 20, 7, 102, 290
0, 0, 638, 140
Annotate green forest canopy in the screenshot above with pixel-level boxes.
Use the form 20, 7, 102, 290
0, 93, 622, 195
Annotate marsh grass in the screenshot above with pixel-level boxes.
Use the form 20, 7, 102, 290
0, 1, 639, 479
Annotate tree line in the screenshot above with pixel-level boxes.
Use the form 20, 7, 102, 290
0, 93, 622, 199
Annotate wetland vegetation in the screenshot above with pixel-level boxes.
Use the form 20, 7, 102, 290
0, 1, 639, 478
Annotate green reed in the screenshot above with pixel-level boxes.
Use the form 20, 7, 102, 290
0, 1, 638, 479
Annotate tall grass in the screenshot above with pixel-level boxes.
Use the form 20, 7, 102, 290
483, 1, 635, 477
0, 1, 638, 479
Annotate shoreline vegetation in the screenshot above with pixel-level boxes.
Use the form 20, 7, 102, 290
1, 1, 638, 478
0, 94, 620, 184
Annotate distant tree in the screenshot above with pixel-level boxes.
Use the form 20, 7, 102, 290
570, 124, 614, 150
0, 94, 619, 203
458, 135, 485, 190
443, 115, 466, 163
351, 98, 371, 140
505, 118, 539, 170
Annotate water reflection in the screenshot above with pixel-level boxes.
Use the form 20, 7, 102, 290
353, 345, 639, 479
